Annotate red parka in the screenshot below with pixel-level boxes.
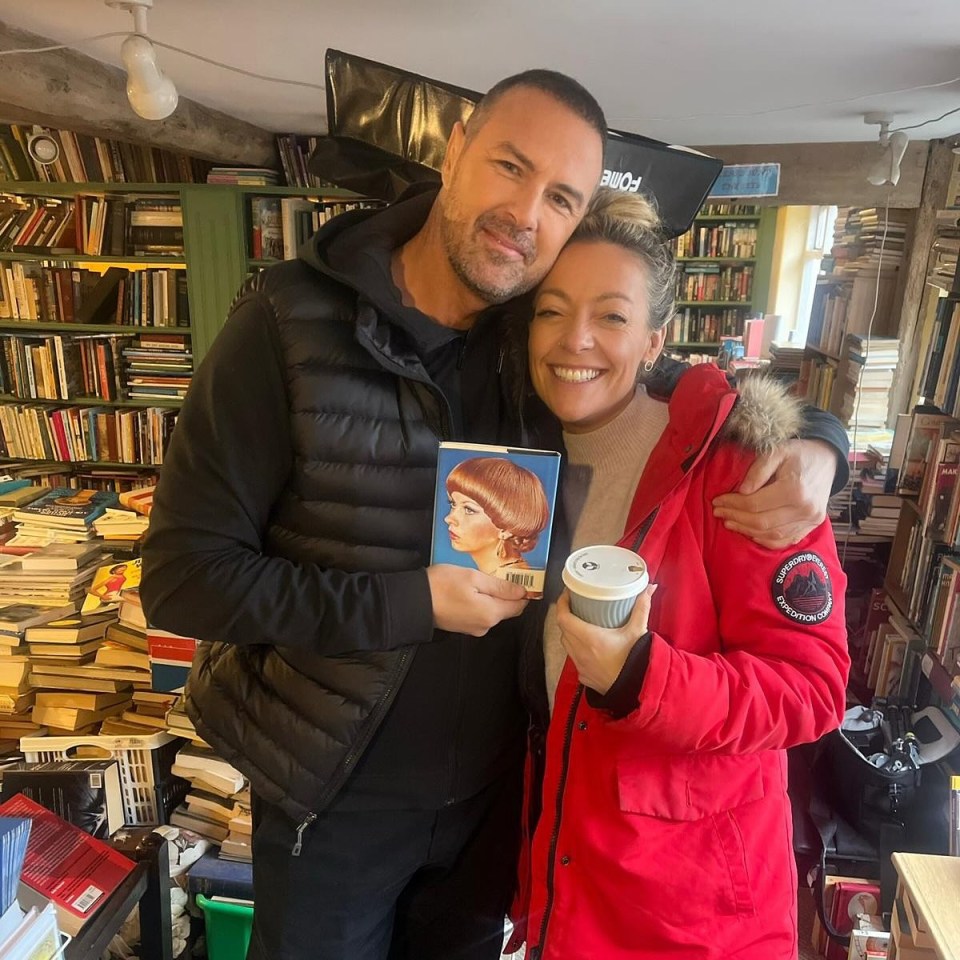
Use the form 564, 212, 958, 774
515, 365, 850, 960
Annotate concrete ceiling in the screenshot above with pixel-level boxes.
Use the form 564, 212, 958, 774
1, 0, 959, 146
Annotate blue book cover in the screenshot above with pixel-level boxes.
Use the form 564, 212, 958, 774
430, 441, 561, 599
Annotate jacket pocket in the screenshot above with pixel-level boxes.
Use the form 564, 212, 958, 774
616, 753, 764, 820
616, 754, 763, 920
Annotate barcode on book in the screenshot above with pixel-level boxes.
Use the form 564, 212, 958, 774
504, 572, 535, 588
73, 884, 104, 913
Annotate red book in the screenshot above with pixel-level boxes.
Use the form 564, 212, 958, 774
147, 629, 199, 665
825, 880, 880, 960
0, 792, 135, 936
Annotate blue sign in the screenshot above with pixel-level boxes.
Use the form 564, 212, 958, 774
708, 163, 781, 199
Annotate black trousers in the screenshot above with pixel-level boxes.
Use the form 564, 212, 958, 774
245, 770, 522, 960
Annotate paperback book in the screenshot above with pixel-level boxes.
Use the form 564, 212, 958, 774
430, 442, 561, 599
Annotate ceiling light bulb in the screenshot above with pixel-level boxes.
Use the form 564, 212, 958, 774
121, 34, 178, 120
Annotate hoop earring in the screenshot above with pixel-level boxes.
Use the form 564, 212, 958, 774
643, 359, 655, 373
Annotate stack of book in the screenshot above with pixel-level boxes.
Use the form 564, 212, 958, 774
840, 335, 900, 430
169, 743, 247, 846
0, 543, 104, 609
100, 689, 176, 736
93, 507, 150, 545
8, 489, 118, 548
122, 332, 192, 402
207, 167, 280, 186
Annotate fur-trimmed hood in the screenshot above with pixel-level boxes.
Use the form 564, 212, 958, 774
720, 374, 804, 456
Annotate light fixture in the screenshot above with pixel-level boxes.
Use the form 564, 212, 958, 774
26, 126, 61, 166
864, 114, 909, 188
106, 0, 178, 120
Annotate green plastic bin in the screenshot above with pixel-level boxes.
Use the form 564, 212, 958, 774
196, 894, 254, 960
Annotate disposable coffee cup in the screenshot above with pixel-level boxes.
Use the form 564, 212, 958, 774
562, 545, 649, 628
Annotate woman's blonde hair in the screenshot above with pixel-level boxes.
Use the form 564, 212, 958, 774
446, 457, 550, 559
570, 187, 676, 332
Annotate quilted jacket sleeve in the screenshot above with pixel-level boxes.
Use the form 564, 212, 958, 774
140, 294, 435, 655
622, 444, 850, 754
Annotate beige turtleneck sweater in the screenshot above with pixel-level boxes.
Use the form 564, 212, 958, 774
543, 386, 671, 710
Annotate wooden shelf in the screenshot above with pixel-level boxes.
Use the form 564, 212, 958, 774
0, 252, 186, 265
0, 395, 182, 409
0, 321, 192, 334
667, 341, 720, 350
0, 181, 184, 196
805, 344, 842, 362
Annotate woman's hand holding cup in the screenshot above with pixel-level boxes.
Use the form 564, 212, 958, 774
557, 583, 658, 695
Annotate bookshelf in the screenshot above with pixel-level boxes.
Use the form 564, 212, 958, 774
0, 180, 366, 485
667, 204, 776, 350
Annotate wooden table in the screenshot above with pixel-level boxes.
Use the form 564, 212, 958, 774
890, 853, 960, 960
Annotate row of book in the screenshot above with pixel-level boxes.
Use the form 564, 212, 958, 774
665, 308, 743, 345
676, 263, 753, 303
274, 134, 326, 190
918, 298, 960, 416
249, 196, 380, 261
0, 124, 211, 185
696, 203, 761, 217
206, 166, 280, 187
0, 262, 189, 328
673, 223, 758, 260
0, 404, 178, 465
0, 194, 184, 258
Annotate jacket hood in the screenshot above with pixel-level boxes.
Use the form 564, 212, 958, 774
300, 182, 461, 355
721, 374, 804, 455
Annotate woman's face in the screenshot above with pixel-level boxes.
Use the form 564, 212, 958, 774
529, 240, 665, 433
445, 491, 502, 555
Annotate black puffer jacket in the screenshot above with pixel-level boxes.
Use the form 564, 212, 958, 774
141, 188, 528, 826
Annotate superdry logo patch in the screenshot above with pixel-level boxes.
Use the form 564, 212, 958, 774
772, 552, 833, 625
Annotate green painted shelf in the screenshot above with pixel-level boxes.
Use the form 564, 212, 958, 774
667, 342, 721, 350
677, 257, 755, 263
693, 214, 762, 221
0, 252, 186, 265
0, 395, 182, 408
0, 457, 162, 469
675, 301, 753, 308
0, 181, 184, 196
0, 322, 192, 334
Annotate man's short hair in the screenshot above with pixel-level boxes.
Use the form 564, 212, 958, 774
466, 70, 607, 148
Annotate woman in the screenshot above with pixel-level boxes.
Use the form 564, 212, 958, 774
444, 457, 549, 582
508, 189, 850, 960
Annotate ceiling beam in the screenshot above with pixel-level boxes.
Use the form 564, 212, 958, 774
0, 20, 276, 166
694, 141, 928, 208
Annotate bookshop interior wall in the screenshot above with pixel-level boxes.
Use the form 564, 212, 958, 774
0, 12, 958, 960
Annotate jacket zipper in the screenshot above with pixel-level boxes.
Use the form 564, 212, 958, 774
536, 685, 582, 955
291, 812, 316, 857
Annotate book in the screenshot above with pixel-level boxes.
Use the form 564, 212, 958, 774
0, 760, 123, 838
20, 542, 103, 573
430, 441, 561, 599
24, 611, 116, 645
185, 850, 253, 900
12, 488, 118, 530
81, 558, 141, 614
0, 816, 31, 913
30, 701, 126, 732
0, 604, 76, 637
0, 792, 135, 937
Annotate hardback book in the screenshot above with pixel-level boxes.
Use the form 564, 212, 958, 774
0, 792, 134, 937
0, 760, 123, 838
169, 806, 229, 843
0, 816, 31, 913
430, 441, 561, 599
0, 486, 47, 509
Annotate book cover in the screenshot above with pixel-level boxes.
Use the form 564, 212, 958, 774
0, 792, 134, 937
0, 604, 76, 636
430, 442, 561, 599
0, 760, 124, 838
12, 488, 118, 527
81, 558, 141, 614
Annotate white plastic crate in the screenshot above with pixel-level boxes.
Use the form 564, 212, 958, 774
20, 731, 183, 826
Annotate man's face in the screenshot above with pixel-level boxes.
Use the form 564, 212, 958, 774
437, 87, 604, 305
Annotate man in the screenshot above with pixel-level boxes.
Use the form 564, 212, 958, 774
140, 70, 845, 960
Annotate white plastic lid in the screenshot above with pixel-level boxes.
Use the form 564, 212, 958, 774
562, 545, 649, 601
